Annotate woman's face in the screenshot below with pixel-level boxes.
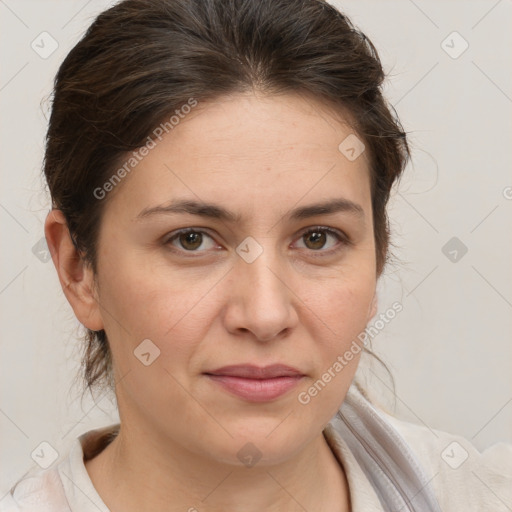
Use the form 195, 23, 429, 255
91, 91, 377, 465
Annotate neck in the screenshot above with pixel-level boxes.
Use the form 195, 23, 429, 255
85, 422, 351, 512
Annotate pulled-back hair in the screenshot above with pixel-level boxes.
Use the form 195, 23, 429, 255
43, 0, 409, 392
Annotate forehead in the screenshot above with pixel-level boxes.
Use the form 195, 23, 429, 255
167, 91, 363, 161
104, 91, 372, 222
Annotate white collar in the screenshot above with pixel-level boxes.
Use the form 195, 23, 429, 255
328, 385, 442, 512
56, 386, 442, 511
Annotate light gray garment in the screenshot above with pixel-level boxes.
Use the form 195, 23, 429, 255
334, 386, 443, 512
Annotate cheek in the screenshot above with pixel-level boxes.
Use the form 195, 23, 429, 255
96, 263, 210, 417
302, 267, 376, 341
96, 255, 219, 370
294, 278, 375, 414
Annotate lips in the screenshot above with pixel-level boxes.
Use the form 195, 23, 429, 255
204, 364, 305, 402
205, 364, 304, 379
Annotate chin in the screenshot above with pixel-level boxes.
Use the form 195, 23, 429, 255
200, 421, 315, 468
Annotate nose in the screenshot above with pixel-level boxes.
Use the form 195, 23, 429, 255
222, 245, 299, 342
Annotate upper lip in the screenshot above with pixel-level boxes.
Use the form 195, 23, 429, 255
205, 364, 304, 379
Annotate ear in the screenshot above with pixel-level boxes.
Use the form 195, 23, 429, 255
367, 293, 378, 321
44, 209, 104, 332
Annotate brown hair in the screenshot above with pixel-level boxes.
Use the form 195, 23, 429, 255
43, 0, 409, 392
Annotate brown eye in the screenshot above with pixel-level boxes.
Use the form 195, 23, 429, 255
179, 231, 203, 250
294, 226, 349, 256
165, 229, 218, 253
303, 230, 327, 250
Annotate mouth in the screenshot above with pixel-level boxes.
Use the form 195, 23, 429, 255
203, 364, 305, 402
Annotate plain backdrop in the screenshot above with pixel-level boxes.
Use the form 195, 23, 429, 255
1, 0, 511, 492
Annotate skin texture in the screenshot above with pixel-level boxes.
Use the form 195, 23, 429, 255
45, 91, 378, 512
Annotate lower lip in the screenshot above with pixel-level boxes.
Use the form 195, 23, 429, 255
205, 374, 304, 402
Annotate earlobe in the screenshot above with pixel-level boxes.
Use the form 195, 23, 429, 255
44, 209, 104, 332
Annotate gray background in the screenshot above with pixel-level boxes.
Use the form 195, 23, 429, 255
1, 0, 511, 492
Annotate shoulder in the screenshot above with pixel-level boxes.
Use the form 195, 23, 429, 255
0, 467, 70, 512
380, 409, 512, 511
0, 424, 118, 512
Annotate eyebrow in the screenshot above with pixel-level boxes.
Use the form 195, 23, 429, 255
135, 198, 365, 223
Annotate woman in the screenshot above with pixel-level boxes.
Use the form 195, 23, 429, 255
2, 0, 511, 510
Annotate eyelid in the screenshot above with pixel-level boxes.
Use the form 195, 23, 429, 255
292, 225, 352, 256
162, 227, 222, 253
297, 225, 351, 243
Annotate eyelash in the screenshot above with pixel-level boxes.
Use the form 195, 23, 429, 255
163, 226, 351, 258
